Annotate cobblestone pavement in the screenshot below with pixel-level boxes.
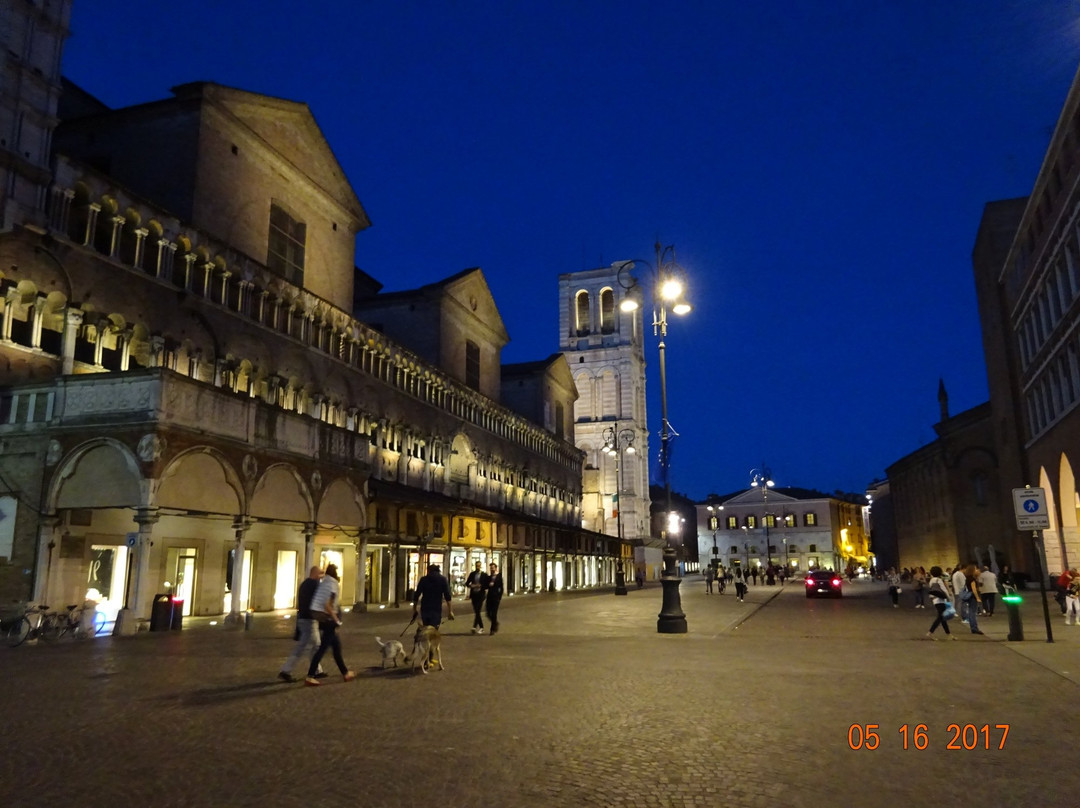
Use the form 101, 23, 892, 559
1, 577, 1076, 808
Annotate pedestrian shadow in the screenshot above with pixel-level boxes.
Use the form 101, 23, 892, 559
156, 680, 292, 707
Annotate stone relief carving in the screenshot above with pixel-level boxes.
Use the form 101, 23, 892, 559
137, 433, 165, 462
45, 439, 62, 466
242, 454, 258, 480
310, 470, 322, 492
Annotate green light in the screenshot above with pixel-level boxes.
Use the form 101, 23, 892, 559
1002, 595, 1023, 604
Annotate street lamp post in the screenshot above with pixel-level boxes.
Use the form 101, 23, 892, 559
707, 504, 724, 571
603, 424, 635, 596
619, 241, 692, 634
750, 466, 775, 574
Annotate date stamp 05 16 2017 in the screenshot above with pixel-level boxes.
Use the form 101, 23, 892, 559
847, 724, 1010, 751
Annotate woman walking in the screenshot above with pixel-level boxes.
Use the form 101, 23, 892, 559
913, 566, 927, 609
886, 568, 902, 608
305, 564, 356, 686
925, 566, 955, 640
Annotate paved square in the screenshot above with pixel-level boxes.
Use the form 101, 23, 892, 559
0, 579, 1074, 807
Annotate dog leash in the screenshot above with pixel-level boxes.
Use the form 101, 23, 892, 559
399, 614, 417, 637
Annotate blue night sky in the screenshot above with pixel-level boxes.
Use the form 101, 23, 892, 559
63, 1, 1080, 500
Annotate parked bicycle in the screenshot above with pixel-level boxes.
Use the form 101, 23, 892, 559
56, 603, 107, 640
5, 605, 60, 647
4, 603, 103, 647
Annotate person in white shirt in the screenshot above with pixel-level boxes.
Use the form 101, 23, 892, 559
305, 564, 356, 686
978, 566, 999, 617
951, 564, 968, 623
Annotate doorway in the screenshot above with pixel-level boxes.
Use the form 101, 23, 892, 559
274, 550, 298, 609
165, 546, 197, 616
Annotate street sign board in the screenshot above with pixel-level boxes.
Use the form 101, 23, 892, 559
1013, 487, 1050, 530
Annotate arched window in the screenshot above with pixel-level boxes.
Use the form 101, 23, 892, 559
599, 288, 615, 333
575, 290, 591, 336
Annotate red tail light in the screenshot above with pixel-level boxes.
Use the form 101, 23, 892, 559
805, 578, 814, 586
831, 578, 842, 587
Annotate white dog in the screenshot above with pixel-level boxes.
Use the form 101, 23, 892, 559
375, 636, 406, 668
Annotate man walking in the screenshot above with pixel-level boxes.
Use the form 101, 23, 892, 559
951, 563, 968, 623
485, 562, 504, 634
413, 563, 454, 628
278, 565, 324, 683
465, 560, 490, 634
978, 565, 998, 617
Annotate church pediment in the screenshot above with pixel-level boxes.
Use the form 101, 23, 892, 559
725, 487, 800, 505
199, 84, 368, 226
439, 268, 510, 346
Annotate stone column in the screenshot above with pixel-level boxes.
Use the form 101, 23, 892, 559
82, 203, 100, 247
115, 507, 159, 635
225, 518, 250, 625
353, 536, 369, 612
93, 319, 108, 366
61, 307, 81, 375
107, 215, 125, 258
31, 516, 62, 604
159, 241, 176, 281
30, 298, 44, 348
389, 542, 399, 607
148, 335, 165, 368
118, 328, 133, 371
1, 289, 16, 341
132, 227, 148, 269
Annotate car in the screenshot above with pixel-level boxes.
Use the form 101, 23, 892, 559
805, 570, 843, 598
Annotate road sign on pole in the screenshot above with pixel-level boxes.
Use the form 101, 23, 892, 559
1013, 487, 1050, 531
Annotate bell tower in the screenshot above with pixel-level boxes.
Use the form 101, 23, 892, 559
558, 262, 651, 545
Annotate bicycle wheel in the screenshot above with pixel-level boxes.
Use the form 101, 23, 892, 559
5, 617, 31, 647
39, 615, 61, 642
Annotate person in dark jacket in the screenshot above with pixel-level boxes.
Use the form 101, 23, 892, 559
412, 564, 454, 628
485, 562, 504, 634
278, 566, 324, 682
464, 560, 490, 634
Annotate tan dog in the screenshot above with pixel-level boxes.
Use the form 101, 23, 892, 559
410, 624, 444, 674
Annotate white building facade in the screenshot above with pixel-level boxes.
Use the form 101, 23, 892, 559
697, 488, 871, 574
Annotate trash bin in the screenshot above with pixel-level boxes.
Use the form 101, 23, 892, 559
1003, 592, 1024, 641
169, 599, 184, 631
149, 594, 175, 632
